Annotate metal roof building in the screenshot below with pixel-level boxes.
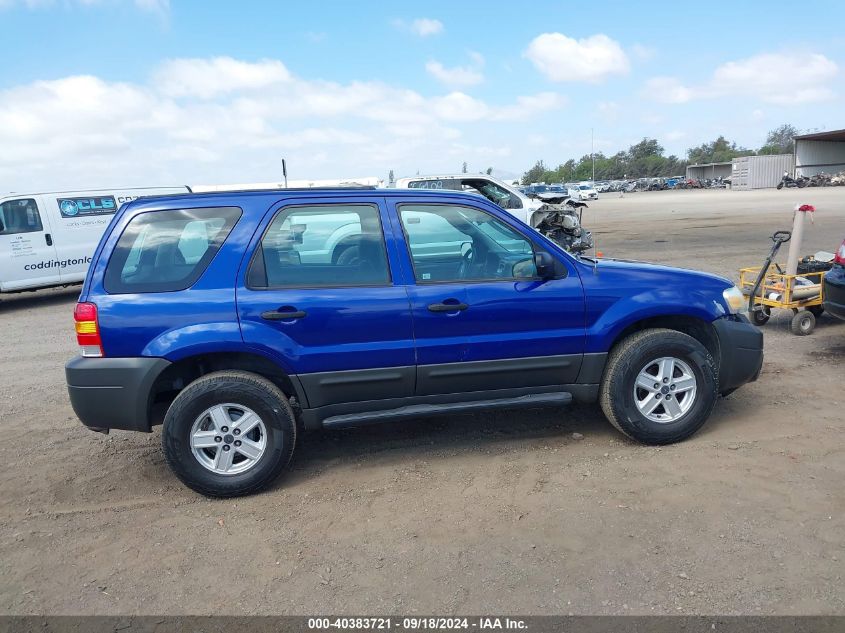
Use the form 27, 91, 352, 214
794, 128, 845, 177
686, 161, 732, 181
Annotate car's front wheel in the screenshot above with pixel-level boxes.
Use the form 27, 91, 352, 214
162, 371, 296, 497
599, 328, 718, 445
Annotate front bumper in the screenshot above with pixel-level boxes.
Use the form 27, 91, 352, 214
65, 356, 171, 433
712, 314, 764, 394
822, 265, 845, 321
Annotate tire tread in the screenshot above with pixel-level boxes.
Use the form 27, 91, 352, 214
599, 328, 718, 445
162, 370, 296, 497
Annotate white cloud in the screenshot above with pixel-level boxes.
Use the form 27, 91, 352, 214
0, 57, 569, 190
392, 17, 443, 37
154, 57, 291, 99
425, 60, 484, 87
490, 92, 567, 121
643, 76, 695, 104
712, 52, 837, 103
431, 92, 489, 121
410, 17, 443, 36
645, 52, 838, 104
523, 33, 630, 82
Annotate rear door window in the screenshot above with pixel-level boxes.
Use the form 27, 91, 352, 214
247, 204, 390, 288
104, 207, 241, 293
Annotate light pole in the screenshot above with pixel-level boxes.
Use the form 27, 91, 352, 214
591, 128, 595, 182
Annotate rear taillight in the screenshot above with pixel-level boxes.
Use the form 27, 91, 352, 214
835, 239, 845, 265
74, 302, 103, 357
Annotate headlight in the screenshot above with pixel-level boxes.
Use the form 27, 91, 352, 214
722, 286, 746, 314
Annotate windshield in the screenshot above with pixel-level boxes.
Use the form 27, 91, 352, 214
578, 185, 592, 190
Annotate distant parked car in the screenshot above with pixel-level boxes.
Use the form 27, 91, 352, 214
571, 184, 599, 201
822, 237, 845, 321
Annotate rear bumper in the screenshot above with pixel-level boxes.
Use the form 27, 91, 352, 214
712, 315, 764, 394
65, 356, 171, 433
823, 265, 845, 321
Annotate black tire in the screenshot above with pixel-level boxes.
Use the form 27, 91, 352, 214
776, 182, 784, 190
599, 328, 718, 445
162, 371, 296, 497
790, 310, 815, 336
751, 306, 770, 326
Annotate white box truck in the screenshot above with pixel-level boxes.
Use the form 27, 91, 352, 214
0, 186, 190, 293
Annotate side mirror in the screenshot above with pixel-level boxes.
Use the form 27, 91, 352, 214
533, 251, 555, 279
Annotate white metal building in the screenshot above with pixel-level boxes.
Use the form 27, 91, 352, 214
731, 154, 794, 190
794, 129, 845, 177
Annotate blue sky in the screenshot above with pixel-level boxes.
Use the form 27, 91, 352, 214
1, 0, 844, 190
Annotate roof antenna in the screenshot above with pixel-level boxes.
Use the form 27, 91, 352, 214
282, 158, 288, 188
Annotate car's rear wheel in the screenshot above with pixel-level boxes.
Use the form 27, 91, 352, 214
162, 371, 296, 497
599, 328, 718, 445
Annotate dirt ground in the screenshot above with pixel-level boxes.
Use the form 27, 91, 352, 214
1, 188, 844, 616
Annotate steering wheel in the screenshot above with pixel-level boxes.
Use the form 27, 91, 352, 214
457, 246, 474, 279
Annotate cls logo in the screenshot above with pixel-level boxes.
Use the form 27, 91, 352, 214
59, 197, 117, 217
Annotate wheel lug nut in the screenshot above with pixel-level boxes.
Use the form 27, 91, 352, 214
222, 445, 230, 451
655, 393, 661, 399
653, 383, 660, 389
663, 378, 669, 383
214, 436, 222, 443
221, 426, 229, 433
665, 395, 672, 400
670, 384, 676, 390
234, 440, 241, 447
233, 429, 240, 436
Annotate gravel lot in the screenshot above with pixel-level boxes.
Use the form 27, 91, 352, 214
1, 188, 844, 615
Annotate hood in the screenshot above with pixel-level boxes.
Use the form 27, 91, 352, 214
580, 256, 733, 288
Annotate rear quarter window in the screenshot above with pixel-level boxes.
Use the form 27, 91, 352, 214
103, 207, 241, 294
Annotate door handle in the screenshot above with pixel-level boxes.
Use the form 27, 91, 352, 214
45, 233, 53, 246
261, 309, 307, 320
428, 302, 468, 312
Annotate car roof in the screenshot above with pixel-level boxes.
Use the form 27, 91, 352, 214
125, 186, 486, 208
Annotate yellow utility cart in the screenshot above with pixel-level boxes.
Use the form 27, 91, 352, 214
739, 230, 826, 336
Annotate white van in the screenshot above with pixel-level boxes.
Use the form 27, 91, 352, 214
0, 186, 190, 293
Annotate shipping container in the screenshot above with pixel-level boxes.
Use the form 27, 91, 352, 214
731, 154, 794, 190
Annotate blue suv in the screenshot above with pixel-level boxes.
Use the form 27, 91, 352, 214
65, 188, 763, 496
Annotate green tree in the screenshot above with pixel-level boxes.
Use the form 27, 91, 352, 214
759, 124, 799, 155
462, 161, 468, 174
628, 138, 664, 160
687, 136, 754, 164
522, 160, 547, 185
